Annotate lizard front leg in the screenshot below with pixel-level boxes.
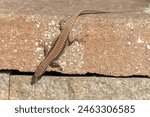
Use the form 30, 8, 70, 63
60, 18, 84, 45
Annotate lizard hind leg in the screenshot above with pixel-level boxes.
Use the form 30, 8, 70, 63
38, 41, 49, 57
68, 36, 87, 46
49, 61, 62, 71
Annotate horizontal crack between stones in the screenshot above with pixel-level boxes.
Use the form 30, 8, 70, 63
0, 70, 150, 79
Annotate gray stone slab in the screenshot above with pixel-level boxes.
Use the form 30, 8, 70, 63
0, 72, 10, 100
0, 0, 150, 77
9, 75, 150, 99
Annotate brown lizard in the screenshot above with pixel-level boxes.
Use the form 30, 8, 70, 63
30, 9, 143, 85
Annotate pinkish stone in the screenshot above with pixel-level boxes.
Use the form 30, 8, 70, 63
0, 0, 150, 77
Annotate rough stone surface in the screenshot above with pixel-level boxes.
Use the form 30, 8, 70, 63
10, 75, 71, 99
0, 72, 10, 100
0, 0, 150, 77
82, 13, 150, 76
9, 75, 150, 100
1, 0, 150, 100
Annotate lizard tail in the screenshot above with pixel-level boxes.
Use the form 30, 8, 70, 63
30, 75, 42, 85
